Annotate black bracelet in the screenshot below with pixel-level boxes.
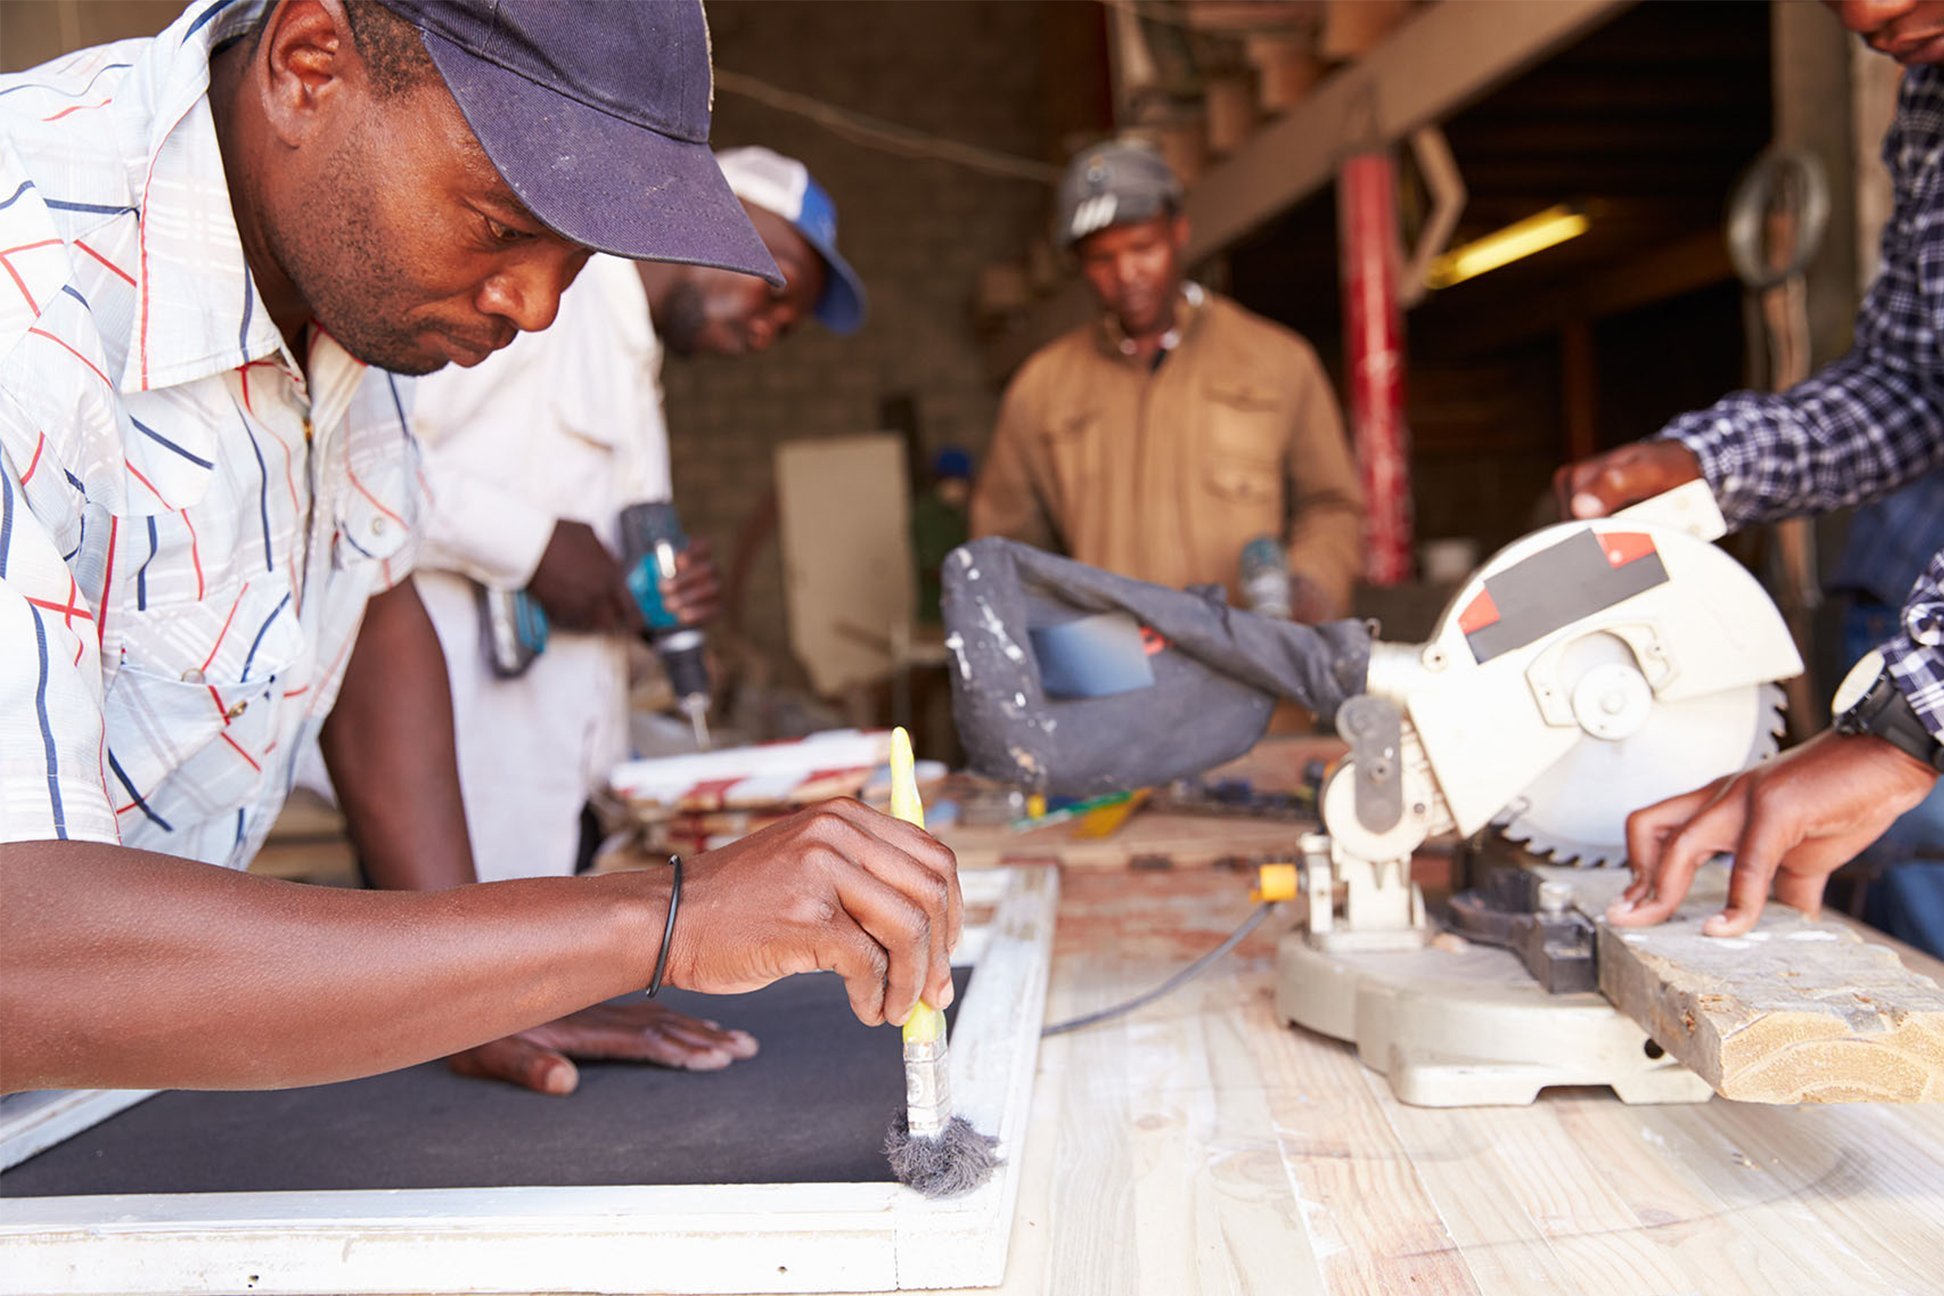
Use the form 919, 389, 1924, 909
647, 853, 682, 997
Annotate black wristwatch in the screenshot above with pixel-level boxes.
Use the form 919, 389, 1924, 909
1831, 649, 1944, 773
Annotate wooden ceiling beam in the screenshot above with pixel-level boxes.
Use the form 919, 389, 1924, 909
989, 0, 1639, 378
1182, 0, 1636, 264
1416, 227, 1733, 357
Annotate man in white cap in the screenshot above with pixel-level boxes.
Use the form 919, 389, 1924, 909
397, 147, 870, 1094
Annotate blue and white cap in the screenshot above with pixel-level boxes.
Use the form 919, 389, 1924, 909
715, 147, 868, 335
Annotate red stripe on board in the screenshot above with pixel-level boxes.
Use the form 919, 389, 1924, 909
684, 777, 741, 809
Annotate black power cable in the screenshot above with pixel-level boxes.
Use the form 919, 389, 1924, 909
1040, 903, 1275, 1038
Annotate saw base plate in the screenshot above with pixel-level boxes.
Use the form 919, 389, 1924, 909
1275, 930, 1714, 1107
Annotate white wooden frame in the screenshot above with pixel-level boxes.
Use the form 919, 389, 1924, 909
0, 865, 1058, 1295
0, 1089, 157, 1172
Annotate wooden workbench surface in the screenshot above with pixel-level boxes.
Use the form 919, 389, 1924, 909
873, 868, 1944, 1296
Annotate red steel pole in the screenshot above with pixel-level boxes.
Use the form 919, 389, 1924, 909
1337, 150, 1413, 586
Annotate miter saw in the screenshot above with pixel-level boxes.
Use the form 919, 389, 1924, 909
1274, 479, 1801, 1106
940, 482, 1801, 1106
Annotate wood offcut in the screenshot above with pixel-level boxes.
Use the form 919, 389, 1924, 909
1548, 864, 1944, 1104
1598, 906, 1944, 1104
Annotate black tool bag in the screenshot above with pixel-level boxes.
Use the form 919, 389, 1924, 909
941, 539, 1372, 796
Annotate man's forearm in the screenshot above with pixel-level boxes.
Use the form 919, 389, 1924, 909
1659, 347, 1944, 530
0, 839, 668, 1093
321, 580, 475, 890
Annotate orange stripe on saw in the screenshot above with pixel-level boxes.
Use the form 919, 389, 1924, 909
1458, 588, 1501, 635
1601, 531, 1658, 568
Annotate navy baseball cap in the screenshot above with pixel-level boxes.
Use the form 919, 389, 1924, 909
715, 147, 867, 334
382, 0, 782, 287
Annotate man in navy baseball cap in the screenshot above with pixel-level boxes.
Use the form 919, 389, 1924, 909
211, 0, 781, 378
0, 0, 962, 1100
381, 0, 779, 283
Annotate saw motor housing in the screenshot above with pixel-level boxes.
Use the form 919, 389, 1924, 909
1305, 480, 1803, 948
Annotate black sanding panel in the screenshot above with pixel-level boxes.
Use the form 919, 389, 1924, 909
2, 968, 971, 1198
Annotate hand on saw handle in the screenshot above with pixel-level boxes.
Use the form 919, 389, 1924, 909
664, 798, 962, 1028
528, 519, 644, 635
1608, 730, 1940, 936
1552, 441, 1704, 520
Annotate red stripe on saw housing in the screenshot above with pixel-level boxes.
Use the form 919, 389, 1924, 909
1457, 588, 1500, 635
1600, 531, 1658, 568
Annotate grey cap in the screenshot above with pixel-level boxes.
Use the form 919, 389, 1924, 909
1055, 140, 1183, 249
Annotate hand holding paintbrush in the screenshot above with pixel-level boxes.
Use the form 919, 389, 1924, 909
883, 727, 1002, 1197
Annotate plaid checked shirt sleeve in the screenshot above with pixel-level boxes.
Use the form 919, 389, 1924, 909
1659, 67, 1944, 741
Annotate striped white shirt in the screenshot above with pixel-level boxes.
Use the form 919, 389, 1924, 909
0, 0, 421, 868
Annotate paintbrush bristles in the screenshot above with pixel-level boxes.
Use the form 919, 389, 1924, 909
885, 1113, 1001, 1198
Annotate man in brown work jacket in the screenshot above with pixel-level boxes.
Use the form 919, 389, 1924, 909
972, 141, 1363, 621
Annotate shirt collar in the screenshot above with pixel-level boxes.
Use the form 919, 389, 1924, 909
122, 0, 287, 394
1097, 281, 1206, 365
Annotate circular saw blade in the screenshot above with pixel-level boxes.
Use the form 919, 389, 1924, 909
1494, 677, 1786, 868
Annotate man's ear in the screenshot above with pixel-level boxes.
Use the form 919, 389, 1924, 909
1170, 212, 1192, 252
257, 0, 359, 148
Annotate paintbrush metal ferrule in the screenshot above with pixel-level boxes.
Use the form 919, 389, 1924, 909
903, 1027, 951, 1140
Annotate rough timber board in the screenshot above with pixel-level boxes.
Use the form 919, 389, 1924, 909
1598, 905, 1944, 1104
0, 866, 1059, 1295
1539, 864, 1944, 1104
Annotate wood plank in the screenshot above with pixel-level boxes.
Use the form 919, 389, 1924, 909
1640, 1098, 1944, 1290
1246, 983, 1480, 1293
0, 868, 1059, 1296
1375, 1086, 1728, 1295
1596, 905, 1944, 1104
1028, 875, 1321, 1293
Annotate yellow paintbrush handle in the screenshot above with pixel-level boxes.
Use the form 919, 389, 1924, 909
889, 726, 925, 831
889, 727, 940, 1043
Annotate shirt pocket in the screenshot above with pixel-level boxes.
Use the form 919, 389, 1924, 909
1201, 380, 1285, 507
102, 576, 305, 834
1038, 410, 1099, 511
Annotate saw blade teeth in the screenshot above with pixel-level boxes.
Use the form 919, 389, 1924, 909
1494, 679, 1791, 875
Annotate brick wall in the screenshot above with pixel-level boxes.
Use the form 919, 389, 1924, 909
663, 0, 1080, 677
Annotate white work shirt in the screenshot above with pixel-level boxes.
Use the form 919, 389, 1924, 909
0, 1, 420, 869
409, 255, 669, 881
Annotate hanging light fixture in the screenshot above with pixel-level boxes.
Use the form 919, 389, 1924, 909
1425, 204, 1590, 290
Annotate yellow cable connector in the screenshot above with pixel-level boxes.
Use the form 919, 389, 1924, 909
1253, 862, 1299, 904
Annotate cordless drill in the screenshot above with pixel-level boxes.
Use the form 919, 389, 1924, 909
619, 500, 714, 750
